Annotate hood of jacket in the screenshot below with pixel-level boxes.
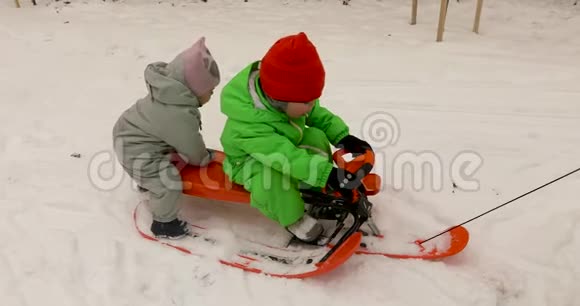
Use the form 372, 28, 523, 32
220, 61, 292, 123
143, 54, 201, 107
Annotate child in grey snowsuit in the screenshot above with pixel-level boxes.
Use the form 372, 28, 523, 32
113, 37, 220, 239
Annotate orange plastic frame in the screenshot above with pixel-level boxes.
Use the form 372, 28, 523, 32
180, 151, 251, 203
180, 150, 381, 202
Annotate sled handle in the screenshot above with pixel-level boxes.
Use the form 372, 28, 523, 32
332, 148, 374, 177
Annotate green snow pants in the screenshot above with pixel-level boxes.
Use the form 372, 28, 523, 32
233, 127, 332, 227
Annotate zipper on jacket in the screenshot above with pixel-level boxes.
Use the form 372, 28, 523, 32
248, 64, 304, 144
289, 120, 304, 144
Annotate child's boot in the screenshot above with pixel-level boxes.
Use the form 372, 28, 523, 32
286, 214, 324, 244
151, 218, 190, 239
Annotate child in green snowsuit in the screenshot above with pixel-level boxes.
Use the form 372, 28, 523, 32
219, 32, 371, 243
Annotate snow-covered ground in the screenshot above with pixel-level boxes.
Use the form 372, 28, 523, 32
1, 0, 579, 305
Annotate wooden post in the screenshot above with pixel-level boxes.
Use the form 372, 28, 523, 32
436, 0, 449, 42
473, 0, 484, 34
15, 0, 20, 8
411, 0, 418, 25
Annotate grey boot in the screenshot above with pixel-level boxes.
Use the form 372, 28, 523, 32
286, 214, 324, 243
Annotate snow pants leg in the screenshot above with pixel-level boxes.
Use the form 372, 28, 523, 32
135, 161, 183, 223
114, 148, 183, 223
238, 127, 332, 227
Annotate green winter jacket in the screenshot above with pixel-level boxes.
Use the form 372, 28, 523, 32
220, 61, 349, 187
113, 54, 211, 178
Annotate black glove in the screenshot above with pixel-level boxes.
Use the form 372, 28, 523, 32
336, 135, 372, 154
326, 167, 363, 192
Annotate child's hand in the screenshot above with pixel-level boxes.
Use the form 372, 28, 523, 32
336, 135, 372, 155
207, 149, 215, 160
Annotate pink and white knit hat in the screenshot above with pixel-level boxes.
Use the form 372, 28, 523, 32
181, 37, 220, 96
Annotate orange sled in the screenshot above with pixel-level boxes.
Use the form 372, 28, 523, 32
173, 149, 382, 278
179, 150, 382, 204
174, 150, 469, 262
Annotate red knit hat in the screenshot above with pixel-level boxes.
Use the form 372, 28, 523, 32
259, 32, 325, 103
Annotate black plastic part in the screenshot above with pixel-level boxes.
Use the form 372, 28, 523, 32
299, 184, 374, 264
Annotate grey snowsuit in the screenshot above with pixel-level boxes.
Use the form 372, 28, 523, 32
113, 54, 212, 222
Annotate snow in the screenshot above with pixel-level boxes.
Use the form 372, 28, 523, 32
1, 0, 579, 305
